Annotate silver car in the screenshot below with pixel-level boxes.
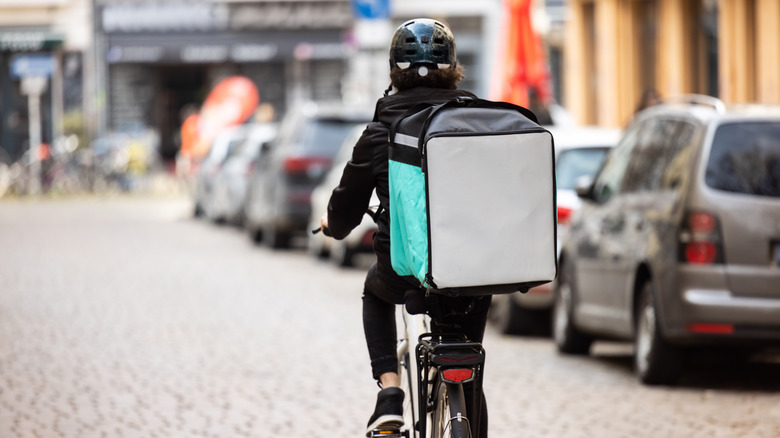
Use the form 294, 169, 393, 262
490, 126, 620, 335
209, 123, 277, 225
554, 96, 780, 384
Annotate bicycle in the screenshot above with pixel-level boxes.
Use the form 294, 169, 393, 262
368, 294, 487, 438
314, 215, 488, 438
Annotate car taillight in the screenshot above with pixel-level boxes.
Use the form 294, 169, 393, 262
283, 156, 331, 176
686, 323, 734, 334
557, 206, 573, 225
360, 230, 375, 246
679, 211, 724, 264
441, 368, 474, 383
245, 161, 256, 176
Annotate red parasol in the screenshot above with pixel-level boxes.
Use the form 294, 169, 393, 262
493, 0, 551, 108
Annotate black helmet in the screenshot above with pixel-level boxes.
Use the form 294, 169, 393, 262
389, 18, 457, 71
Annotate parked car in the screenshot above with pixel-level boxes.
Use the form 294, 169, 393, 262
209, 123, 277, 225
243, 102, 373, 248
553, 96, 780, 385
308, 125, 378, 267
193, 125, 247, 218
491, 125, 621, 335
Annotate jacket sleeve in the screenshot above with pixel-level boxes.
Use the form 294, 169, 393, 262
326, 122, 385, 240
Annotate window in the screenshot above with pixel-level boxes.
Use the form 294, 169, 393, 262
706, 122, 780, 198
591, 122, 642, 203
556, 147, 611, 190
622, 119, 696, 193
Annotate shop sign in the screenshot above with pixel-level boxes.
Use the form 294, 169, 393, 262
106, 30, 349, 64
352, 0, 390, 20
0, 31, 64, 52
102, 1, 353, 33
11, 54, 56, 79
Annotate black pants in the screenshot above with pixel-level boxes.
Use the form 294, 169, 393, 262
362, 263, 491, 436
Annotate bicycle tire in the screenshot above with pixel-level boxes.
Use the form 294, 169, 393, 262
430, 380, 470, 438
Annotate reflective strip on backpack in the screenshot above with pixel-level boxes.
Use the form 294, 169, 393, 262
393, 133, 419, 148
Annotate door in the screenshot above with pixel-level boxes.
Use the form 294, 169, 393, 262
573, 122, 644, 331
605, 119, 698, 334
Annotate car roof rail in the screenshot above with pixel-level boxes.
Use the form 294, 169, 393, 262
661, 94, 726, 113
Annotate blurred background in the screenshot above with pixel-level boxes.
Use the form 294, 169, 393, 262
1, 0, 775, 198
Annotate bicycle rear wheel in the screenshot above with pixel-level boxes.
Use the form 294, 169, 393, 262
430, 380, 470, 438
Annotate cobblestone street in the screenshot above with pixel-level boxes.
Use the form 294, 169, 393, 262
1, 196, 779, 438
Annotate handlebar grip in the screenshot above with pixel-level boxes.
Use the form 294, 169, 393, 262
312, 226, 332, 237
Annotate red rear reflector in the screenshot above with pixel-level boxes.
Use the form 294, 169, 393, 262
557, 206, 572, 225
441, 368, 474, 383
685, 242, 717, 264
686, 323, 734, 334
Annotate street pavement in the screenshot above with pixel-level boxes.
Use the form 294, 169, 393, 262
1, 195, 779, 438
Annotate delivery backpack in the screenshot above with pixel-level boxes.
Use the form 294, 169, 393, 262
387, 96, 557, 296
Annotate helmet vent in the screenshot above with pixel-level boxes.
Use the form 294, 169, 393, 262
406, 37, 416, 43
406, 50, 416, 55
433, 51, 442, 56
434, 38, 444, 44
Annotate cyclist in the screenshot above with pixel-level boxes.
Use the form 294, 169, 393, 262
320, 18, 492, 436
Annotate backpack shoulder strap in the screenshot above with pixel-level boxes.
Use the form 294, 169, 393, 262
388, 103, 436, 142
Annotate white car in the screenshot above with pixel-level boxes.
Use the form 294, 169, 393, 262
193, 125, 247, 219
209, 123, 277, 224
490, 125, 622, 335
308, 125, 378, 267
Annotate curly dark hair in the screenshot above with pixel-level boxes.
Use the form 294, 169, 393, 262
390, 65, 465, 91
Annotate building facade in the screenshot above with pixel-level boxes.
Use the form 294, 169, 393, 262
95, 0, 358, 159
562, 0, 780, 127
0, 0, 90, 163
95, 0, 505, 160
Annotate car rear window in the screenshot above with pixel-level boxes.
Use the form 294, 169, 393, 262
556, 147, 610, 190
705, 122, 780, 197
294, 119, 359, 156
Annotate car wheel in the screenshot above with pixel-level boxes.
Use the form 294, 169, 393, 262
330, 241, 354, 267
490, 293, 536, 335
263, 224, 291, 249
552, 262, 592, 355
307, 233, 329, 259
249, 227, 263, 244
635, 280, 683, 385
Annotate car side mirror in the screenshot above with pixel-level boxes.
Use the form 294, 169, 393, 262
574, 175, 594, 200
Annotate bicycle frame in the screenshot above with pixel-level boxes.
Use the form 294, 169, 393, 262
397, 309, 428, 437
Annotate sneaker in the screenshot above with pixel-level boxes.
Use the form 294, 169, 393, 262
365, 387, 404, 436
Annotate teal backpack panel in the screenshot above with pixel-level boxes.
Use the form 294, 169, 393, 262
388, 160, 429, 285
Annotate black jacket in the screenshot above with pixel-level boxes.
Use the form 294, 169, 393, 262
327, 87, 476, 286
